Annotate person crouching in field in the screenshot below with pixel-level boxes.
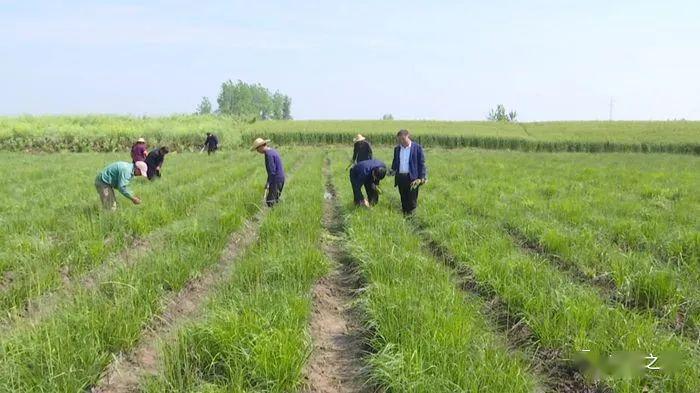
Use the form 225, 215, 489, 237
351, 134, 373, 166
131, 137, 148, 163
95, 161, 147, 210
391, 129, 426, 215
350, 159, 387, 207
144, 146, 169, 180
251, 138, 286, 207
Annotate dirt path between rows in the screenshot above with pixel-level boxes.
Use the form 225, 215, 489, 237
90, 211, 265, 393
302, 160, 367, 393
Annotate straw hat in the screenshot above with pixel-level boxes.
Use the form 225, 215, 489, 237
353, 134, 366, 142
136, 137, 146, 143
250, 137, 270, 151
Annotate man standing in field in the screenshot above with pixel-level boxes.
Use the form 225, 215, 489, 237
203, 132, 219, 154
94, 161, 148, 210
144, 146, 169, 180
351, 134, 373, 165
251, 137, 286, 207
350, 158, 387, 207
391, 129, 426, 215
131, 137, 148, 163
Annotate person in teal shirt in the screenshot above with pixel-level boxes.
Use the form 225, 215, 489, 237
95, 161, 148, 210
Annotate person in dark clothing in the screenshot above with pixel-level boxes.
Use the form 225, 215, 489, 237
144, 146, 169, 180
390, 129, 426, 215
203, 132, 219, 154
351, 134, 373, 165
350, 159, 387, 207
131, 137, 148, 163
251, 137, 286, 207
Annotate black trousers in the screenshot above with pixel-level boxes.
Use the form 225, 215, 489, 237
266, 181, 284, 207
351, 179, 380, 206
397, 174, 419, 214
365, 181, 379, 206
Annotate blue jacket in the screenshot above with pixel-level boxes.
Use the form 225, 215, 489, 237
391, 142, 426, 186
350, 159, 386, 186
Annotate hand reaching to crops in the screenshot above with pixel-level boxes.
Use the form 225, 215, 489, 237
131, 196, 141, 205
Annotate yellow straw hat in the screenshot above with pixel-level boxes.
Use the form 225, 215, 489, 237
250, 137, 270, 151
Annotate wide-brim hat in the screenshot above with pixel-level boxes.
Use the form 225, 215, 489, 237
250, 137, 270, 151
136, 137, 146, 143
353, 134, 366, 142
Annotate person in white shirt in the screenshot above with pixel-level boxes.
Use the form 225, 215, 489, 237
390, 129, 426, 214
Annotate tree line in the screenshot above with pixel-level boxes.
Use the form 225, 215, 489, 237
196, 80, 292, 120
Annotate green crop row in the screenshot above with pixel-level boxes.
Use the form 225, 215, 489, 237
240, 131, 700, 155
145, 153, 327, 392
425, 150, 700, 337
418, 181, 700, 392
0, 154, 256, 317
326, 153, 538, 392
0, 154, 279, 392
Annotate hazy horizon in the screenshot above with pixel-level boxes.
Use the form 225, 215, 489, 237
2, 1, 699, 121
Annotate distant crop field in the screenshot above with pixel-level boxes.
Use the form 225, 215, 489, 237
0, 116, 698, 154
0, 148, 698, 392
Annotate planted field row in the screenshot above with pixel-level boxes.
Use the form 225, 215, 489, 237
145, 153, 328, 392
426, 150, 700, 338
241, 131, 700, 155
327, 153, 540, 392
0, 153, 297, 392
0, 154, 261, 317
417, 184, 700, 392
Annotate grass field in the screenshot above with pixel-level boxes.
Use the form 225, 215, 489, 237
0, 145, 698, 392
1, 116, 699, 154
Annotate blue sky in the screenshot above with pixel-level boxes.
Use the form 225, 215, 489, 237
1, 0, 699, 120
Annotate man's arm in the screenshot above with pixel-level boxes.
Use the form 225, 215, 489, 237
351, 143, 358, 163
417, 145, 426, 180
116, 171, 135, 200
367, 143, 373, 159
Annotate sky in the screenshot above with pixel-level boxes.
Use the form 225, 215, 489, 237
1, 0, 699, 121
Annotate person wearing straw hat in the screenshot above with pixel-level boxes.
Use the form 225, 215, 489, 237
251, 137, 286, 207
351, 134, 373, 166
130, 137, 148, 163
94, 161, 148, 210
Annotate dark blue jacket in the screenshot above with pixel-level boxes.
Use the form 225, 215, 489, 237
350, 159, 386, 186
391, 142, 426, 186
264, 148, 286, 185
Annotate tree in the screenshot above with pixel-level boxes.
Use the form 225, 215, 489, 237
281, 96, 292, 120
487, 104, 518, 122
215, 80, 292, 120
196, 97, 212, 115
382, 113, 394, 120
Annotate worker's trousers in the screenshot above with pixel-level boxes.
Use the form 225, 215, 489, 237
94, 177, 117, 211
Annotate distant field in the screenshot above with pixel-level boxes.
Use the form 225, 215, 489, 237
0, 115, 698, 153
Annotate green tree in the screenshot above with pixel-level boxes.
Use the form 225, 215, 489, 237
487, 104, 518, 122
216, 80, 291, 120
196, 97, 212, 115
382, 113, 394, 120
282, 96, 292, 120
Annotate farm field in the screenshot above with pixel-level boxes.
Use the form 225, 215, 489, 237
0, 147, 698, 392
1, 116, 699, 154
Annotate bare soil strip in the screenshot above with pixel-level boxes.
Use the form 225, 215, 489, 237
90, 211, 265, 393
410, 219, 607, 393
302, 159, 367, 393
